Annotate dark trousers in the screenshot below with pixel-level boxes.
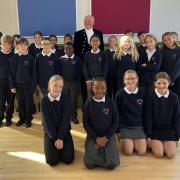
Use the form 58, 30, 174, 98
0, 85, 15, 121
63, 81, 79, 118
44, 133, 74, 166
106, 75, 117, 99
80, 75, 87, 106
16, 83, 33, 123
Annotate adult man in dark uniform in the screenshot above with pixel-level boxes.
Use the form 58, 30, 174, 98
74, 15, 104, 108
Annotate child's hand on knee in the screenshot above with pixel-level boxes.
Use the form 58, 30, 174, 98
11, 88, 16, 93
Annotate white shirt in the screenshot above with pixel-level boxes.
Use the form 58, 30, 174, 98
91, 49, 100, 54
93, 96, 105, 102
123, 51, 131, 55
48, 92, 61, 102
155, 89, 169, 98
19, 52, 28, 56
35, 42, 41, 49
146, 49, 156, 61
109, 47, 117, 52
50, 49, 56, 54
1, 49, 11, 54
124, 87, 138, 94
14, 48, 19, 54
42, 51, 52, 57
63, 54, 75, 59
85, 28, 94, 44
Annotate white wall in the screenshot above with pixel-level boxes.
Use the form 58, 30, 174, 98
0, 0, 19, 35
0, 0, 180, 41
150, 0, 180, 40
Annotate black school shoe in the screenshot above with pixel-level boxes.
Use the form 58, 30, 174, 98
25, 121, 32, 128
5, 119, 12, 127
71, 117, 79, 124
16, 119, 25, 126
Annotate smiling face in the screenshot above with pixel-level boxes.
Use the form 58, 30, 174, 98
124, 72, 138, 91
90, 37, 100, 51
64, 44, 74, 57
49, 79, 64, 98
108, 37, 118, 50
92, 80, 106, 100
34, 34, 42, 45
18, 43, 28, 54
155, 78, 170, 95
163, 34, 175, 48
50, 37, 57, 49
84, 15, 95, 29
41, 40, 51, 54
1, 42, 12, 53
146, 37, 156, 51
138, 33, 146, 44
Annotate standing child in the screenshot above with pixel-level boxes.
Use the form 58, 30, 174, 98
36, 38, 58, 97
83, 76, 120, 170
59, 34, 73, 57
105, 36, 118, 99
9, 38, 37, 128
29, 31, 43, 57
145, 72, 180, 158
137, 31, 147, 55
12, 34, 21, 54
41, 75, 74, 166
49, 35, 61, 58
137, 34, 162, 93
0, 35, 14, 126
114, 35, 138, 90
115, 70, 146, 155
83, 34, 108, 96
161, 32, 180, 101
58, 42, 82, 124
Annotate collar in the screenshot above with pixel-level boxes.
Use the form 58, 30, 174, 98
93, 96, 105, 102
14, 48, 19, 54
63, 54, 75, 59
1, 49, 11, 54
85, 28, 94, 33
155, 89, 169, 98
124, 87, 138, 94
123, 51, 131, 55
35, 42, 41, 49
19, 52, 28, 56
109, 47, 117, 52
146, 48, 156, 55
91, 49, 100, 54
48, 92, 61, 102
50, 48, 56, 54
42, 51, 52, 57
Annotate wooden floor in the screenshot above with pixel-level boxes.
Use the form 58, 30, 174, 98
0, 112, 180, 180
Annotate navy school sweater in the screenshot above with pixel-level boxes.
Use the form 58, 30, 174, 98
41, 93, 72, 141
161, 46, 180, 83
145, 90, 180, 138
0, 50, 14, 85
105, 49, 117, 76
29, 43, 42, 58
83, 50, 108, 80
36, 52, 58, 89
57, 55, 82, 82
9, 54, 37, 93
137, 48, 162, 85
115, 54, 137, 88
83, 96, 119, 140
115, 88, 145, 128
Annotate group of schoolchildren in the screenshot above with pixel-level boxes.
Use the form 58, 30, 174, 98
0, 30, 180, 170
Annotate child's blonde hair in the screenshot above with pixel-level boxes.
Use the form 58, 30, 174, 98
114, 35, 139, 61
145, 34, 157, 43
1, 35, 13, 45
123, 70, 138, 80
48, 75, 64, 91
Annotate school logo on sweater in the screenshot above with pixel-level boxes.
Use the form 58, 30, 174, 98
71, 60, 76, 64
171, 53, 177, 59
24, 60, 29, 66
103, 108, 110, 115
137, 98, 143, 105
49, 61, 54, 66
98, 57, 102, 62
